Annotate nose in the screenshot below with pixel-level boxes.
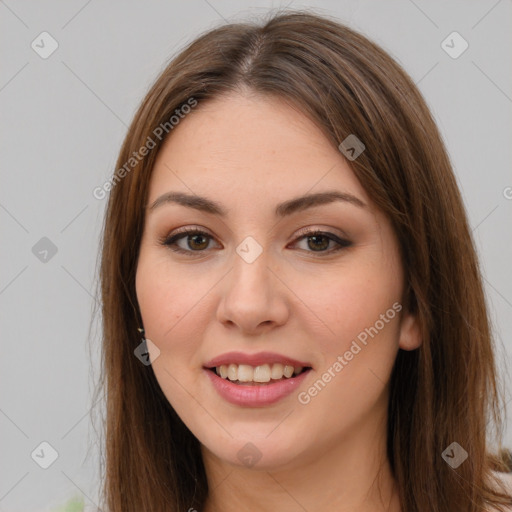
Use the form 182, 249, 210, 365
216, 246, 289, 334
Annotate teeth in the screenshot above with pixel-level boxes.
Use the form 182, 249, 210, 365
227, 364, 237, 381
283, 365, 294, 378
237, 364, 253, 382
253, 364, 271, 383
214, 363, 305, 383
271, 363, 284, 379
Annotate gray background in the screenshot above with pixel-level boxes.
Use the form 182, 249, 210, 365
1, 1, 511, 510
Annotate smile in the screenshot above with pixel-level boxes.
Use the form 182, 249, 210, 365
210, 363, 309, 384
204, 366, 312, 407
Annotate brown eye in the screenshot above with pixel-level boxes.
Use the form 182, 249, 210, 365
160, 228, 351, 257
162, 229, 218, 255
292, 230, 352, 255
186, 233, 210, 250
306, 234, 330, 251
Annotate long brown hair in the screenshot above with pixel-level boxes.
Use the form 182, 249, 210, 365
93, 9, 512, 511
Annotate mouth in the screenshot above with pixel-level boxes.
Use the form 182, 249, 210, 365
205, 363, 312, 386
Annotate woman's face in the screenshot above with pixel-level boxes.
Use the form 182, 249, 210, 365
135, 91, 421, 471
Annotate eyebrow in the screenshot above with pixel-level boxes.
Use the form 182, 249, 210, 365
148, 190, 366, 217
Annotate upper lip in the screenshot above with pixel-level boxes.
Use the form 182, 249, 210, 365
204, 351, 312, 369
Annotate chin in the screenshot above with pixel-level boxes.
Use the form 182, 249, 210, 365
200, 431, 305, 471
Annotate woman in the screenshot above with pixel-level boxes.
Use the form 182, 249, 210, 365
91, 9, 512, 512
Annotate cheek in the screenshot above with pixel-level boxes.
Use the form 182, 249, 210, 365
297, 285, 402, 424
291, 261, 402, 349
136, 256, 201, 337
136, 258, 205, 405
135, 254, 220, 377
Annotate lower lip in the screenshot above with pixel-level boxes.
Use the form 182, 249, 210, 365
204, 368, 311, 407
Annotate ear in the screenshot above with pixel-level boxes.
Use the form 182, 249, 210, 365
398, 311, 422, 351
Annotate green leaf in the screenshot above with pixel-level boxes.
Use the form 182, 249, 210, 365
50, 495, 85, 512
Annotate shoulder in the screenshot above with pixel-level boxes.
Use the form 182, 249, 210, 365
491, 470, 512, 493
486, 471, 512, 512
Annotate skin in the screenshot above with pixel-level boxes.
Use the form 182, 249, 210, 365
135, 90, 422, 512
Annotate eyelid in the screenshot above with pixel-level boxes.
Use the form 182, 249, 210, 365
160, 225, 352, 256
289, 228, 352, 255
159, 226, 219, 249
293, 225, 350, 241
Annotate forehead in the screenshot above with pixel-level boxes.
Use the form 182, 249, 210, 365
147, 92, 371, 209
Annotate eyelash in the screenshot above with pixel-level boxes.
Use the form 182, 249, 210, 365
160, 227, 352, 257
